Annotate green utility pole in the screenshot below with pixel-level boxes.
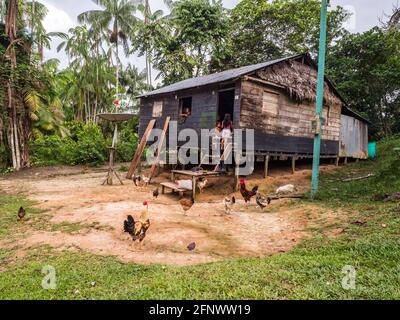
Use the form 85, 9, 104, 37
311, 0, 329, 199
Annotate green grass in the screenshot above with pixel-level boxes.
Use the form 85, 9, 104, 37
1, 137, 400, 299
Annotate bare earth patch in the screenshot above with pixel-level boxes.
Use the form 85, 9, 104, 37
0, 164, 344, 266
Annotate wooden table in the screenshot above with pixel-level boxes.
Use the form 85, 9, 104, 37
171, 170, 221, 199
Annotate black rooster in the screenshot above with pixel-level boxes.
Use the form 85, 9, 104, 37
18, 207, 26, 220
239, 179, 258, 203
153, 188, 159, 198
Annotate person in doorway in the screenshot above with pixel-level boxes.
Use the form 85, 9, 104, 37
181, 107, 191, 117
211, 120, 222, 138
213, 120, 223, 157
220, 114, 233, 172
222, 114, 233, 136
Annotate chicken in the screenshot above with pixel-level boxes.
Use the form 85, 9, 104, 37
223, 196, 236, 214
239, 179, 258, 204
18, 206, 26, 220
197, 178, 208, 193
132, 174, 150, 187
141, 176, 150, 185
256, 192, 271, 210
123, 202, 150, 243
153, 188, 159, 198
179, 197, 195, 215
383, 192, 400, 202
187, 242, 196, 251
132, 174, 141, 187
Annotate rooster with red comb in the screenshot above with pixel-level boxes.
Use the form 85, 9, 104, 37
239, 179, 258, 204
123, 201, 150, 243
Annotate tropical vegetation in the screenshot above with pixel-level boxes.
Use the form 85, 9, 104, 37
1, 0, 399, 170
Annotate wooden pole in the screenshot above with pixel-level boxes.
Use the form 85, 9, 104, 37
148, 117, 170, 183
192, 176, 197, 200
103, 123, 123, 186
127, 119, 156, 179
264, 155, 270, 178
310, 0, 329, 199
292, 156, 296, 175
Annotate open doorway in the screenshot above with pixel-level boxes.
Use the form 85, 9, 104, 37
217, 89, 235, 123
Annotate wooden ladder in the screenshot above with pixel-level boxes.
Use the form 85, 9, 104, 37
126, 119, 156, 179
214, 142, 233, 171
148, 117, 171, 184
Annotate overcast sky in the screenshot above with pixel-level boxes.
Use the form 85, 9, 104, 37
38, 0, 398, 73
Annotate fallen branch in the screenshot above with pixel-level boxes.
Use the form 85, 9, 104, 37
341, 173, 375, 182
268, 193, 306, 200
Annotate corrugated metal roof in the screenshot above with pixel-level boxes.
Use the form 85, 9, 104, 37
140, 54, 303, 97
139, 52, 370, 124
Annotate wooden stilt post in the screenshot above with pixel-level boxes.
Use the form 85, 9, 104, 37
192, 176, 197, 200
344, 157, 348, 165
234, 165, 239, 191
335, 157, 340, 167
264, 155, 270, 178
292, 155, 296, 174
103, 124, 124, 186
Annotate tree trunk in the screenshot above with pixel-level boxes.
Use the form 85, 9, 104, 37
115, 41, 119, 110
7, 86, 17, 169
7, 82, 20, 170
95, 41, 99, 122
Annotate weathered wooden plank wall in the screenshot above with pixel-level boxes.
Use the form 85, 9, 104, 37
240, 79, 342, 141
139, 81, 241, 139
239, 78, 341, 155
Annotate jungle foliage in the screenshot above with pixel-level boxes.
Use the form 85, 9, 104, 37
1, 0, 399, 170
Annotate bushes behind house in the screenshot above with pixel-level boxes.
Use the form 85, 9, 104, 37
30, 120, 138, 167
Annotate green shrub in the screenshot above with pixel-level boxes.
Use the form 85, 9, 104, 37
116, 126, 138, 162
71, 123, 107, 165
30, 135, 64, 166
30, 122, 107, 166
65, 121, 85, 141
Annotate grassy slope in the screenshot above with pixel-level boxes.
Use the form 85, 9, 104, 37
1, 137, 400, 299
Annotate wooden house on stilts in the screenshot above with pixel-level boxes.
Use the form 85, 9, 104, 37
138, 53, 369, 176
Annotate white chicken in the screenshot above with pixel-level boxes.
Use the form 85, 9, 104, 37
197, 178, 208, 193
276, 184, 297, 195
223, 196, 236, 214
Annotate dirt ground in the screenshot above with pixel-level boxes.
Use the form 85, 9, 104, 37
0, 162, 345, 266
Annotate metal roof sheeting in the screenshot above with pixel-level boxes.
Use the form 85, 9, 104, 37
140, 54, 303, 98
139, 53, 369, 124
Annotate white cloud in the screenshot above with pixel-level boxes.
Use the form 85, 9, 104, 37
37, 0, 75, 67
39, 0, 74, 33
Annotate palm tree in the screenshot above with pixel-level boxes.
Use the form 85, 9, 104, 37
53, 25, 116, 123
24, 1, 48, 59
25, 59, 69, 138
119, 63, 148, 111
134, 2, 166, 87
388, 6, 400, 29
78, 0, 138, 108
5, 0, 21, 169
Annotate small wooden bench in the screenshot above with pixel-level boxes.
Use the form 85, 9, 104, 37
160, 182, 187, 197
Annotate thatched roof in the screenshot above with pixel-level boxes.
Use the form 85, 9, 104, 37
256, 59, 342, 107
